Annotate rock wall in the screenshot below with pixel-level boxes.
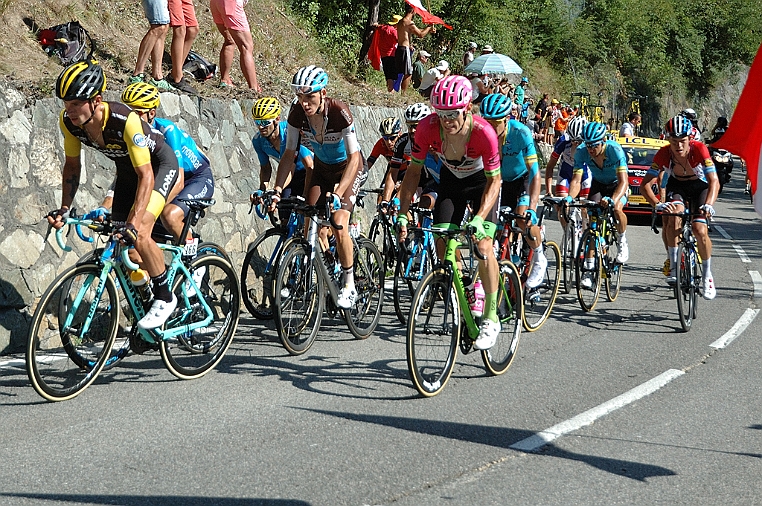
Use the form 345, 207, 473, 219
0, 83, 403, 353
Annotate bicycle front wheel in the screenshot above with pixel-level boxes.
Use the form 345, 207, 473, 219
523, 241, 561, 332
27, 264, 119, 401
604, 257, 623, 302
368, 216, 395, 274
482, 260, 523, 375
675, 243, 696, 332
576, 230, 602, 312
407, 269, 460, 397
160, 254, 240, 379
345, 238, 384, 339
274, 241, 324, 355
561, 224, 575, 294
240, 228, 287, 319
393, 238, 434, 325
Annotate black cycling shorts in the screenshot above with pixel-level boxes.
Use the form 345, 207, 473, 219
666, 177, 709, 215
435, 169, 497, 229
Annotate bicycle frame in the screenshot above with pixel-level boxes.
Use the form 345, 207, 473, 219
400, 211, 436, 281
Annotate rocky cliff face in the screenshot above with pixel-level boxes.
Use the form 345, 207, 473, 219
0, 84, 403, 352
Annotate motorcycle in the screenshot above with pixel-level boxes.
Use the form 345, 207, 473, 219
708, 145, 733, 194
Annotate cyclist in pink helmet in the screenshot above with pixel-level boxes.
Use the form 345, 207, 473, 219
396, 74, 504, 351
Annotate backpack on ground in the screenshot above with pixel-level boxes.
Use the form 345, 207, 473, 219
183, 50, 217, 82
38, 21, 91, 66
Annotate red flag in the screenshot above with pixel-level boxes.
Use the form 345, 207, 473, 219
404, 0, 453, 30
713, 42, 762, 216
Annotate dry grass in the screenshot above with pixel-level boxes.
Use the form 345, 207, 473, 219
0, 0, 411, 107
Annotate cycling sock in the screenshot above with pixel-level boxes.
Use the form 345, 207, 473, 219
152, 270, 172, 302
584, 258, 595, 269
668, 246, 678, 265
342, 265, 355, 291
483, 291, 498, 323
703, 257, 712, 278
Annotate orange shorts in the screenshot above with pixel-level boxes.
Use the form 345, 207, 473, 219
168, 0, 198, 27
210, 0, 250, 32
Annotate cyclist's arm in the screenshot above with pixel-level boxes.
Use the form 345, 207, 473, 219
381, 166, 398, 204
698, 143, 719, 206
259, 160, 273, 191
610, 146, 629, 205
397, 159, 422, 218
523, 133, 540, 209
478, 172, 501, 220
544, 152, 559, 195
60, 155, 81, 209
274, 150, 296, 193
127, 161, 156, 228
333, 122, 362, 197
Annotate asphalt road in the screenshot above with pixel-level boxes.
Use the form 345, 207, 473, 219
1, 173, 759, 506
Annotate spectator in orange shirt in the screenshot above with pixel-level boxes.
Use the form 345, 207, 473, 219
553, 105, 572, 139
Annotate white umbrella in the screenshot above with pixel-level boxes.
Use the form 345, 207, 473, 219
464, 53, 522, 75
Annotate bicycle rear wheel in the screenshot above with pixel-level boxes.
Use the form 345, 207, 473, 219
240, 228, 287, 319
160, 255, 240, 379
576, 230, 601, 312
407, 269, 460, 397
393, 235, 434, 325
523, 241, 561, 332
368, 215, 395, 274
482, 260, 523, 375
345, 238, 384, 339
274, 241, 324, 355
605, 260, 623, 302
561, 224, 575, 294
27, 264, 119, 401
675, 244, 696, 331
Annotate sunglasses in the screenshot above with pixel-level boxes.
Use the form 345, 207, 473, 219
291, 84, 317, 95
586, 141, 604, 149
434, 108, 465, 120
381, 134, 398, 141
255, 119, 275, 127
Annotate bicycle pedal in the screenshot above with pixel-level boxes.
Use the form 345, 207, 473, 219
129, 330, 160, 354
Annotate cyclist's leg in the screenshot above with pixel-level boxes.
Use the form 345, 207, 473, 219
686, 181, 714, 298
664, 183, 688, 281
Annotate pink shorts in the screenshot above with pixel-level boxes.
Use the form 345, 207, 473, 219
210, 0, 250, 32
168, 0, 198, 27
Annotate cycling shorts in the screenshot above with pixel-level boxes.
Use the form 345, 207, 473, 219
666, 178, 709, 215
500, 174, 530, 211
210, 0, 249, 31
555, 172, 592, 197
112, 143, 180, 222
435, 170, 497, 235
588, 179, 627, 206
171, 165, 214, 217
306, 155, 368, 213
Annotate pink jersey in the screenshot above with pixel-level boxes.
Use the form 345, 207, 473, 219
411, 113, 500, 179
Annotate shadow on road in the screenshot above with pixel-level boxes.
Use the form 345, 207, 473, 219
299, 408, 677, 482
0, 494, 310, 506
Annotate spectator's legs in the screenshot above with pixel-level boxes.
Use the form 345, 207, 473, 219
226, 27, 261, 91
134, 24, 169, 78
215, 23, 236, 86
170, 25, 199, 82
400, 74, 412, 92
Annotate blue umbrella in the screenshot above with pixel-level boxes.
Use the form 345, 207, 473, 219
464, 53, 523, 75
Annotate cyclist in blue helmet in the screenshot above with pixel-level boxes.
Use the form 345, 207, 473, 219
567, 121, 630, 286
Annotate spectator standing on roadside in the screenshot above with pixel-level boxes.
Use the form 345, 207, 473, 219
514, 76, 527, 106
210, 0, 262, 91
370, 15, 401, 92
535, 92, 549, 137
470, 72, 490, 105
130, 0, 173, 91
463, 42, 477, 69
520, 98, 533, 124
166, 0, 199, 94
395, 3, 436, 92
418, 59, 449, 98
412, 50, 430, 90
619, 112, 641, 137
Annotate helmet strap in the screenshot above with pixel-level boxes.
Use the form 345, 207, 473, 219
80, 99, 97, 126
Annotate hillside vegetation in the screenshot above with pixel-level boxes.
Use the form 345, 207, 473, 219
0, 0, 760, 128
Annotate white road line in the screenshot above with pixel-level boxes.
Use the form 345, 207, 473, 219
732, 244, 751, 263
510, 369, 685, 452
710, 308, 761, 349
0, 357, 25, 369
713, 224, 732, 240
751, 271, 762, 298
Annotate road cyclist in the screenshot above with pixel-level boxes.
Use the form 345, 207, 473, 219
48, 59, 183, 330
396, 75, 503, 351
639, 114, 719, 300
270, 65, 369, 310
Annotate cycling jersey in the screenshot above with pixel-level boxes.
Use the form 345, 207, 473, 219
252, 120, 312, 172
411, 113, 500, 179
573, 140, 627, 185
285, 97, 360, 165
648, 140, 716, 183
60, 101, 180, 221
367, 137, 398, 167
498, 119, 538, 183
153, 117, 210, 177
390, 132, 439, 186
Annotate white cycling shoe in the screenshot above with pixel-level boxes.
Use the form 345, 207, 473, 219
337, 287, 358, 309
616, 237, 629, 263
580, 271, 594, 289
138, 295, 178, 330
474, 319, 500, 350
526, 252, 547, 289
703, 276, 716, 300
184, 265, 206, 298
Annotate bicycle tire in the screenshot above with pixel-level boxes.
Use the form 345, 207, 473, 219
27, 264, 119, 401
344, 238, 384, 339
160, 254, 239, 379
523, 241, 561, 332
576, 229, 601, 312
675, 243, 695, 331
274, 241, 324, 355
393, 236, 434, 325
407, 268, 460, 397
368, 216, 395, 274
240, 228, 287, 319
605, 258, 623, 302
561, 224, 574, 294
482, 260, 523, 375
198, 241, 232, 263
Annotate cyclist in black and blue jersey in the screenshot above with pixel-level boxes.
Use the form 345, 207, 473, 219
119, 82, 215, 245
250, 96, 313, 218
272, 65, 368, 309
